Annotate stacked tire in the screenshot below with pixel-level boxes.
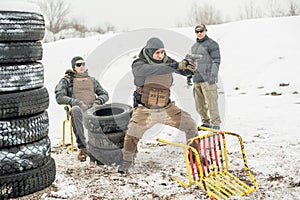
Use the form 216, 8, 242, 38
83, 103, 132, 165
0, 9, 56, 199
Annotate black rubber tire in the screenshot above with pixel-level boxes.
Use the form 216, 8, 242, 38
83, 103, 132, 133
88, 152, 104, 166
0, 111, 49, 148
0, 41, 42, 64
0, 158, 56, 199
87, 143, 123, 166
0, 87, 49, 119
0, 11, 45, 42
0, 136, 51, 176
88, 131, 124, 149
0, 62, 44, 92
87, 131, 125, 165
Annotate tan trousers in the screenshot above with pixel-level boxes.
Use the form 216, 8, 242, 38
193, 82, 221, 126
122, 102, 198, 161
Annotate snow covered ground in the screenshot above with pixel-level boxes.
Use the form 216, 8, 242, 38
15, 16, 300, 199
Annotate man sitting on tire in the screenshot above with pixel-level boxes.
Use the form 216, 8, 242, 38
55, 56, 109, 162
118, 37, 199, 173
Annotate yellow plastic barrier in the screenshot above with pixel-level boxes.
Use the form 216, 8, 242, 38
157, 127, 258, 200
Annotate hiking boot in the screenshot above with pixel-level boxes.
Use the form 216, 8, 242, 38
198, 124, 211, 130
77, 148, 87, 162
201, 124, 211, 128
118, 160, 132, 174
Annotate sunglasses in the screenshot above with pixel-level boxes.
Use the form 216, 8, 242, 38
75, 62, 85, 67
195, 29, 204, 34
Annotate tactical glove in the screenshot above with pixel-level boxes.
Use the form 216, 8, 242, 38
178, 59, 196, 73
178, 59, 188, 70
187, 76, 193, 87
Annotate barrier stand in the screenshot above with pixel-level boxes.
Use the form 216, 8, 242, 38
157, 127, 258, 200
62, 105, 74, 152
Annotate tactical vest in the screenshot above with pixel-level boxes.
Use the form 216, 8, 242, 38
72, 76, 95, 106
140, 74, 173, 108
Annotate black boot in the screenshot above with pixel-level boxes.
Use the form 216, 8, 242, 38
198, 124, 211, 131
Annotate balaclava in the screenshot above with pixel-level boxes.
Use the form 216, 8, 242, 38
145, 37, 165, 60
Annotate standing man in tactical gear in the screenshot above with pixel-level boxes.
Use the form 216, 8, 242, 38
188, 24, 221, 130
55, 56, 109, 162
118, 37, 198, 174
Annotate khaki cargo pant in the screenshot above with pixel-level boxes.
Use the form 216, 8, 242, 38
193, 82, 221, 126
122, 101, 198, 161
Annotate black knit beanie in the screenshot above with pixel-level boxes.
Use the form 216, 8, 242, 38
71, 56, 84, 70
145, 37, 165, 59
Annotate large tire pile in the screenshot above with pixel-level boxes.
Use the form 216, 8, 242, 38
0, 9, 56, 199
83, 103, 132, 165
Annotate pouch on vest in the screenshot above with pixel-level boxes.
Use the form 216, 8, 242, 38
72, 77, 95, 106
157, 89, 169, 107
141, 84, 170, 108
140, 74, 172, 108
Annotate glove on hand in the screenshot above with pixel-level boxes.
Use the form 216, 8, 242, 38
178, 59, 196, 73
79, 102, 89, 111
178, 59, 188, 70
187, 76, 193, 87
185, 58, 196, 72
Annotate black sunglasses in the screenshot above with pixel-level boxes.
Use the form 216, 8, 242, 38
75, 62, 85, 67
195, 29, 204, 34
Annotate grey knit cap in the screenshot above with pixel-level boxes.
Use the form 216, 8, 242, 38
145, 37, 165, 59
145, 37, 164, 50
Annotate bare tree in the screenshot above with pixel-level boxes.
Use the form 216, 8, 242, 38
186, 2, 223, 26
239, 1, 263, 20
268, 0, 286, 17
103, 22, 116, 33
91, 26, 106, 34
287, 0, 299, 16
89, 22, 116, 34
69, 19, 88, 37
38, 0, 70, 34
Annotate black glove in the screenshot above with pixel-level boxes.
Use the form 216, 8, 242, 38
187, 76, 193, 88
187, 76, 193, 86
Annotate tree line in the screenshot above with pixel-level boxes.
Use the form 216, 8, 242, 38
35, 0, 300, 41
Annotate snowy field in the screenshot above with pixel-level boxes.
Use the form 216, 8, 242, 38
14, 16, 300, 199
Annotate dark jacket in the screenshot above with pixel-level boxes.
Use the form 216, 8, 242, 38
132, 48, 192, 106
55, 70, 109, 106
190, 35, 221, 83
132, 48, 192, 87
